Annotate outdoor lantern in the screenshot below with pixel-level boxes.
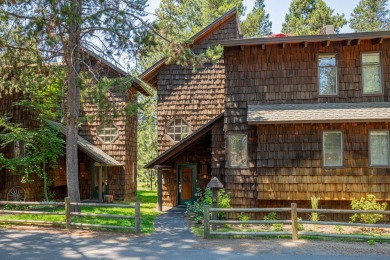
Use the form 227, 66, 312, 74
206, 177, 224, 230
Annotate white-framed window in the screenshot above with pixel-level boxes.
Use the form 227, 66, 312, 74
166, 118, 190, 142
323, 131, 343, 167
362, 52, 382, 95
228, 134, 248, 168
318, 54, 337, 95
369, 130, 389, 166
97, 123, 119, 143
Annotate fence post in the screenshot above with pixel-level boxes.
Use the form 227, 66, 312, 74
135, 201, 141, 234
291, 203, 298, 240
204, 205, 210, 239
65, 197, 71, 230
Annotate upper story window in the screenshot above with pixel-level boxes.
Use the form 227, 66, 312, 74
362, 53, 382, 95
97, 123, 119, 143
166, 118, 190, 142
323, 131, 343, 167
228, 134, 248, 168
318, 54, 337, 96
369, 130, 389, 166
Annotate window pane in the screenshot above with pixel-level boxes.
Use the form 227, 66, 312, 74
319, 56, 336, 66
97, 123, 119, 143
323, 132, 342, 166
370, 131, 389, 166
166, 118, 190, 142
362, 53, 381, 94
229, 134, 248, 167
362, 53, 380, 65
319, 67, 337, 95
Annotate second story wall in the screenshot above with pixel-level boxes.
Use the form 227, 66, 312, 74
157, 16, 240, 154
224, 38, 390, 133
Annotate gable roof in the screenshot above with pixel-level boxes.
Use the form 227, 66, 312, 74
47, 120, 123, 166
133, 7, 240, 89
82, 47, 152, 96
145, 113, 224, 168
248, 102, 390, 125
220, 30, 390, 48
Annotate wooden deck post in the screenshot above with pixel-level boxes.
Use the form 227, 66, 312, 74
65, 197, 71, 230
157, 168, 162, 211
135, 201, 141, 234
98, 166, 103, 203
291, 203, 298, 240
204, 205, 210, 239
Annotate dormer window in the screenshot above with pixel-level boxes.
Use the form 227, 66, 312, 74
97, 123, 119, 143
166, 118, 190, 142
318, 54, 337, 96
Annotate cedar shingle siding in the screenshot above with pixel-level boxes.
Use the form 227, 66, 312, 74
157, 16, 240, 154
224, 38, 390, 208
142, 9, 390, 213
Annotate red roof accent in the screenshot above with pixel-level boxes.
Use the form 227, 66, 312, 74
267, 33, 292, 38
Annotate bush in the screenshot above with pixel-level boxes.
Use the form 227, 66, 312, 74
350, 195, 387, 225
239, 212, 250, 227
185, 188, 231, 223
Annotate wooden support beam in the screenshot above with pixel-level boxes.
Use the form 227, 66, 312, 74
157, 168, 162, 211
342, 39, 351, 46
98, 166, 103, 203
322, 40, 330, 47
351, 39, 361, 45
372, 38, 383, 45
302, 41, 308, 48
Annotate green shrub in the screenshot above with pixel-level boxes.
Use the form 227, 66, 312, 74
239, 212, 250, 227
310, 196, 319, 222
272, 223, 284, 232
350, 195, 387, 225
185, 188, 231, 223
297, 217, 304, 231
263, 212, 277, 221
334, 225, 344, 234
263, 212, 284, 231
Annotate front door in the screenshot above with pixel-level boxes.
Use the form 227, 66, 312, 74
178, 164, 197, 205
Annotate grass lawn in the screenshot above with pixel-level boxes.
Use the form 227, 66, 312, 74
0, 189, 161, 234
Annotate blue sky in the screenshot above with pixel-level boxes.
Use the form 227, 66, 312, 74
145, 0, 381, 33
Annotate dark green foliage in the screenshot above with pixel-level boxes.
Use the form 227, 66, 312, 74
282, 0, 347, 35
349, 0, 390, 32
186, 188, 231, 223
137, 94, 158, 191
241, 0, 272, 38
0, 118, 64, 201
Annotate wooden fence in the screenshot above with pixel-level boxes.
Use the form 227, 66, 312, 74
0, 197, 141, 233
203, 204, 390, 240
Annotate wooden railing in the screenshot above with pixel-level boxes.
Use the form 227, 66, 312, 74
203, 204, 390, 240
0, 197, 141, 233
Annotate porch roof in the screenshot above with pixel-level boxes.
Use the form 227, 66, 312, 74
144, 113, 224, 169
46, 121, 123, 166
247, 102, 390, 125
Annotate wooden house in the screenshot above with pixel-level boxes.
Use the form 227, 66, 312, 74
139, 8, 390, 213
0, 50, 150, 201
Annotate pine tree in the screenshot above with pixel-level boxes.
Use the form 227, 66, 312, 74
0, 0, 150, 208
241, 0, 272, 38
282, 0, 347, 35
349, 0, 390, 32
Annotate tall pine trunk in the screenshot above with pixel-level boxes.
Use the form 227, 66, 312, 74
65, 0, 82, 212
